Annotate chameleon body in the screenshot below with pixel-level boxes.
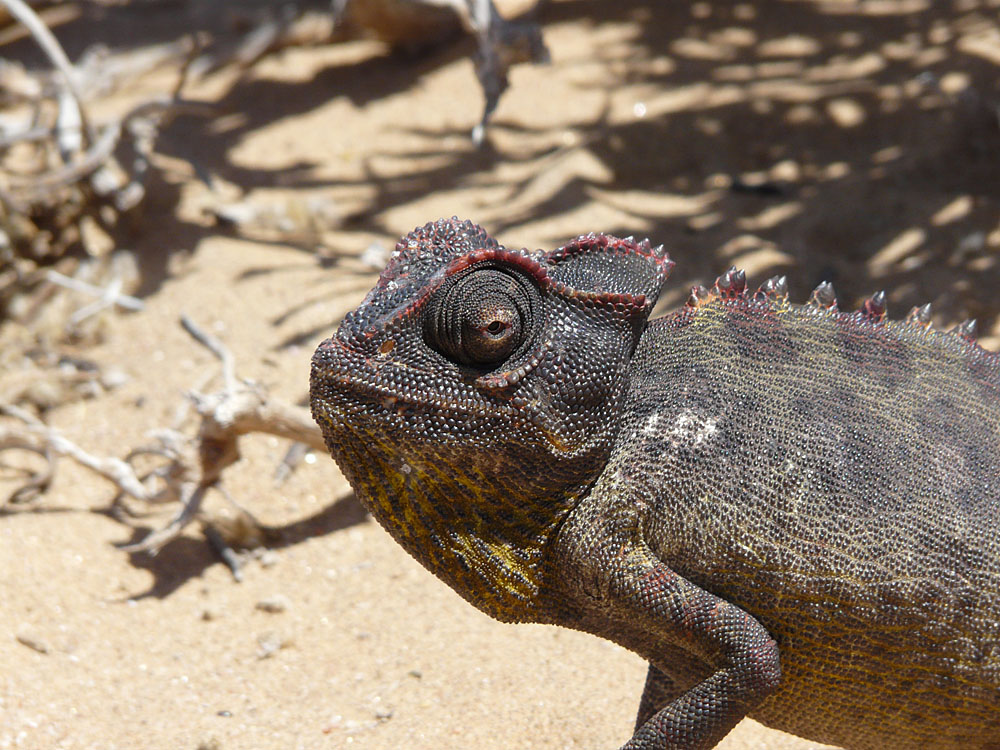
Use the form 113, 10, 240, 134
310, 218, 1000, 749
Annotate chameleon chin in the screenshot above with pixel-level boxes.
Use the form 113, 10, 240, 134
311, 217, 1000, 750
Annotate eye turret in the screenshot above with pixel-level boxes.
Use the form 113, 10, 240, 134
424, 266, 537, 368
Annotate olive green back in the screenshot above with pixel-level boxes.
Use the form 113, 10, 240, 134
600, 295, 1000, 748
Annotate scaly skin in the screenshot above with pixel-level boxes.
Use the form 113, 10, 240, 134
310, 218, 1000, 749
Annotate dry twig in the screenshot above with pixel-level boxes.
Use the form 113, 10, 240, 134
0, 0, 200, 298
0, 0, 93, 144
0, 316, 325, 569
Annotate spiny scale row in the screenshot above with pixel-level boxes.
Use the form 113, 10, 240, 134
618, 234, 671, 263
685, 265, 979, 343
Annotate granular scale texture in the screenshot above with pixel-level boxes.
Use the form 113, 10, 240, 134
311, 218, 1000, 750
588, 292, 1000, 748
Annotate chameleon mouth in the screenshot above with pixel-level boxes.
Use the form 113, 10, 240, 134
311, 334, 518, 422
325, 371, 520, 425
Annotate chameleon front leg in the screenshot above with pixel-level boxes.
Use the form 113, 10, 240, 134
611, 546, 781, 750
635, 664, 683, 731
552, 529, 781, 750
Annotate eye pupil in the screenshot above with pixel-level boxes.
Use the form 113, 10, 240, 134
464, 307, 518, 363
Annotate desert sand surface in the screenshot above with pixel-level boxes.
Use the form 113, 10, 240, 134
2, 1, 998, 749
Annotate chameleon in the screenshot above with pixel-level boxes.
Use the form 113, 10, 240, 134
309, 217, 1000, 749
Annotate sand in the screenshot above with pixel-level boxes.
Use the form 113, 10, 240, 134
2, 1, 998, 748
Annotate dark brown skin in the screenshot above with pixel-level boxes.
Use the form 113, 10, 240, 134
310, 218, 1000, 750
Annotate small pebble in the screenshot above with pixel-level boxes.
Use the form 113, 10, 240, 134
100, 368, 130, 389
256, 630, 290, 659
16, 631, 50, 654
258, 550, 279, 568
255, 594, 290, 614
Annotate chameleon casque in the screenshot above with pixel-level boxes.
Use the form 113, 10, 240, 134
310, 217, 1000, 750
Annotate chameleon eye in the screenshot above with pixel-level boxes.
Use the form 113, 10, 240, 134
425, 266, 536, 367
461, 297, 522, 364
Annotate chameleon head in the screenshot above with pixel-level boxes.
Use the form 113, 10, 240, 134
310, 218, 673, 620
